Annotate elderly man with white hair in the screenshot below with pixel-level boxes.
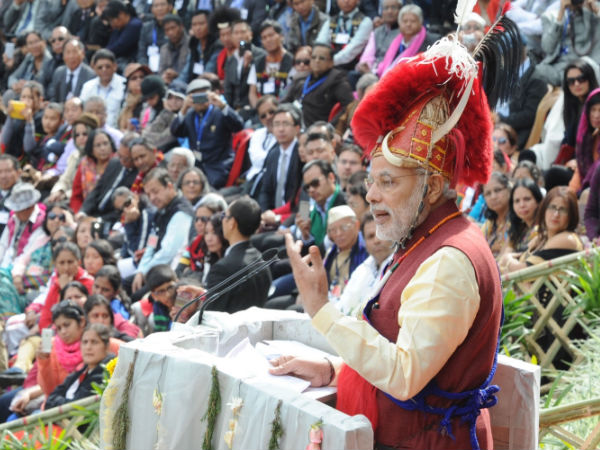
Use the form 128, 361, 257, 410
167, 147, 195, 183
376, 4, 440, 77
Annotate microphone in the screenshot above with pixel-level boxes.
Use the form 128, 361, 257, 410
173, 248, 279, 324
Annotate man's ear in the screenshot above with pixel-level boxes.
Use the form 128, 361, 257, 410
426, 173, 445, 205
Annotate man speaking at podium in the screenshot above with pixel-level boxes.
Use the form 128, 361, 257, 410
269, 24, 517, 449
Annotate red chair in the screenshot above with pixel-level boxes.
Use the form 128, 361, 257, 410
226, 128, 254, 187
328, 102, 342, 122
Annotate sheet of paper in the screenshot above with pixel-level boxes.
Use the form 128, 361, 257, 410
221, 338, 311, 393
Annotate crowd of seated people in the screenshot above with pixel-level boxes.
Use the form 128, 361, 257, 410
0, 0, 598, 420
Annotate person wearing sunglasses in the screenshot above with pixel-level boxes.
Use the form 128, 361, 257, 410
287, 0, 329, 54
282, 43, 354, 127
39, 27, 71, 93
295, 159, 345, 247
530, 59, 599, 170
492, 123, 519, 169
175, 193, 227, 283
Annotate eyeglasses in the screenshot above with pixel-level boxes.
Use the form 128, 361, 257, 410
327, 222, 354, 235
294, 58, 310, 65
483, 187, 507, 198
183, 179, 202, 186
27, 39, 42, 46
303, 177, 322, 192
567, 75, 587, 86
48, 212, 66, 221
310, 55, 329, 62
547, 204, 568, 215
492, 136, 508, 145
195, 216, 210, 223
51, 236, 69, 246
153, 283, 176, 297
259, 109, 276, 120
364, 173, 420, 192
50, 36, 66, 43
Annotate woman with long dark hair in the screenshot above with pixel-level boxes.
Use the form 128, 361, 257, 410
70, 130, 116, 212
480, 172, 512, 258
570, 88, 600, 192
506, 178, 544, 252
501, 186, 583, 272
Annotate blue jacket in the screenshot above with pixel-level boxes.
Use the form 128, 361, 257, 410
170, 105, 244, 188
323, 231, 368, 287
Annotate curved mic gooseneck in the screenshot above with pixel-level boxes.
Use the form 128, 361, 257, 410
172, 247, 279, 324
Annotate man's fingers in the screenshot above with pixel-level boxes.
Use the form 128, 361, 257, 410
284, 233, 303, 264
307, 245, 324, 268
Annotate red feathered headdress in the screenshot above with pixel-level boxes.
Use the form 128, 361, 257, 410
352, 11, 522, 188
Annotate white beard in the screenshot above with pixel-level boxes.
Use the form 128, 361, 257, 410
371, 185, 424, 243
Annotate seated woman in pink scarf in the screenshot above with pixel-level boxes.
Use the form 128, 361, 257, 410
377, 5, 440, 78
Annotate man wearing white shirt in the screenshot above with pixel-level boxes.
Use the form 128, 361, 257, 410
246, 95, 278, 183
79, 49, 126, 127
0, 156, 21, 236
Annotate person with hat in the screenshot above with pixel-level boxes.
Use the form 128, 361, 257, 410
272, 9, 523, 449
138, 75, 166, 130
141, 80, 185, 151
0, 183, 46, 269
117, 63, 153, 131
170, 78, 243, 189
322, 205, 367, 301
159, 14, 190, 85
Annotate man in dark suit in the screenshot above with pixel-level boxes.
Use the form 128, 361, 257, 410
170, 78, 244, 188
257, 104, 303, 211
79, 132, 139, 227
47, 39, 96, 103
205, 196, 272, 313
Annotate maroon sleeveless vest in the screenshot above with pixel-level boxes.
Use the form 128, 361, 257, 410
342, 200, 502, 450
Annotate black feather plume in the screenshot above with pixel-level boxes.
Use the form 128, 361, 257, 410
473, 15, 524, 110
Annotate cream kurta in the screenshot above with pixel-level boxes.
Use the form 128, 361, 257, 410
312, 246, 481, 400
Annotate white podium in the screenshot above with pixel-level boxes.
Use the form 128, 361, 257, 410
99, 308, 539, 450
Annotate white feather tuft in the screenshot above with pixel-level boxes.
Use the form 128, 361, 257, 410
454, 0, 477, 27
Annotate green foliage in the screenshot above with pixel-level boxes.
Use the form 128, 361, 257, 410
566, 251, 600, 316
268, 400, 283, 450
202, 366, 221, 450
0, 421, 71, 450
500, 288, 534, 358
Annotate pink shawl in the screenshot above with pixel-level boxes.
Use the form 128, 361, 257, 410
54, 335, 83, 373
377, 26, 427, 78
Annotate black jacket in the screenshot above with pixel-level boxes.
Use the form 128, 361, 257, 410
45, 355, 114, 409
499, 63, 548, 149
283, 68, 354, 127
80, 156, 138, 223
258, 141, 302, 212
205, 241, 272, 314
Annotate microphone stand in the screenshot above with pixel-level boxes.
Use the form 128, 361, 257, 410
173, 248, 279, 324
